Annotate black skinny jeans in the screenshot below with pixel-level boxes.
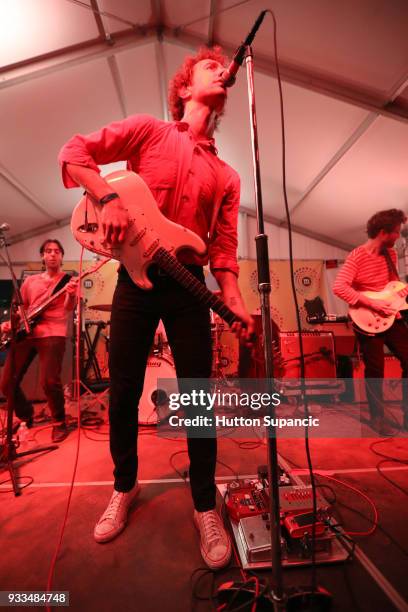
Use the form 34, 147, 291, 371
356, 319, 408, 418
108, 266, 216, 512
1, 336, 66, 422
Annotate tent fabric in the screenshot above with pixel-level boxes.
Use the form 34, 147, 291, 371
1, 0, 407, 258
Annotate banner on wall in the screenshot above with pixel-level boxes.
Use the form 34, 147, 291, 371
23, 257, 330, 378
25, 258, 327, 330
237, 259, 325, 331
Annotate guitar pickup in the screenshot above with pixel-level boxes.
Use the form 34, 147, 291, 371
130, 228, 147, 246
143, 238, 160, 258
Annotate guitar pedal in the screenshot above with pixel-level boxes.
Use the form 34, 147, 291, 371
226, 479, 268, 522
283, 511, 326, 539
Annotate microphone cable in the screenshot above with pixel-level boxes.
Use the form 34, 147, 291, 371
264, 8, 320, 595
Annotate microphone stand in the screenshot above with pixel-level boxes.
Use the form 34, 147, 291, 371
0, 228, 58, 497
244, 45, 285, 609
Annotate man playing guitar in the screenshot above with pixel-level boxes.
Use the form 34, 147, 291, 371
59, 47, 254, 569
333, 209, 408, 436
1, 239, 78, 443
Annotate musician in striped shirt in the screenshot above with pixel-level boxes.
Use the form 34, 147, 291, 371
334, 208, 408, 436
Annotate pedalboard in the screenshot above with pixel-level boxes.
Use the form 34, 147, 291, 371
223, 467, 348, 569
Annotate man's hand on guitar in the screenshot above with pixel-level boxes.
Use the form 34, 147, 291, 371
101, 201, 129, 245
64, 277, 80, 312
366, 298, 395, 317
65, 164, 129, 245
214, 270, 255, 347
65, 277, 79, 295
227, 297, 256, 347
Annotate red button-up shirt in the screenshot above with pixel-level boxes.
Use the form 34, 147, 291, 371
59, 114, 240, 275
21, 273, 70, 338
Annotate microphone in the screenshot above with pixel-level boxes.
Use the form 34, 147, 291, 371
0, 223, 10, 232
222, 10, 267, 87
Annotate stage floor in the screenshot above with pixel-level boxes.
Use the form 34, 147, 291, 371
1, 399, 408, 612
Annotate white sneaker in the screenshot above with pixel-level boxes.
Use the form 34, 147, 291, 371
194, 509, 232, 570
94, 484, 140, 543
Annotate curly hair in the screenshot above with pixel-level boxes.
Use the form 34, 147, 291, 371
168, 46, 228, 121
367, 209, 407, 238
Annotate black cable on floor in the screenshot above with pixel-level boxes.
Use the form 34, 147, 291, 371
369, 438, 408, 496
336, 499, 408, 558
375, 459, 408, 496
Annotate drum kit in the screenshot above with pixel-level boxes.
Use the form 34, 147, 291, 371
84, 304, 238, 425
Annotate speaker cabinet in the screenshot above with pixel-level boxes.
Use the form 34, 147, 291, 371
240, 321, 336, 379
310, 322, 356, 356
279, 331, 336, 379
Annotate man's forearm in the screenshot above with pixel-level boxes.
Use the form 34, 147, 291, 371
355, 293, 372, 308
213, 269, 254, 334
66, 164, 116, 201
213, 269, 247, 312
212, 270, 241, 299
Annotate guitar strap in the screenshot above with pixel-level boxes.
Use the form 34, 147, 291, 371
51, 273, 72, 296
382, 249, 400, 281
11, 273, 71, 309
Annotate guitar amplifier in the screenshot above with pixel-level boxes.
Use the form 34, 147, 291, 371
279, 331, 336, 379
239, 314, 281, 378
310, 322, 356, 356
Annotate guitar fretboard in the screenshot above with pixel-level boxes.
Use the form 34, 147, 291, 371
153, 247, 240, 327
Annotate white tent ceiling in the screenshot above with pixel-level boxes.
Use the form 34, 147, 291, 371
1, 0, 408, 253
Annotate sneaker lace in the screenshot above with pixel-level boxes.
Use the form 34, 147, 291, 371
201, 511, 223, 546
103, 492, 124, 522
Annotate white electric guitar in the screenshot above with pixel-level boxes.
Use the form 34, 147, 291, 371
349, 281, 408, 334
71, 170, 248, 331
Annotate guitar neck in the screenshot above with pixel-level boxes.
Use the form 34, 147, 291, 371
153, 248, 241, 327
27, 282, 69, 323
26, 258, 110, 323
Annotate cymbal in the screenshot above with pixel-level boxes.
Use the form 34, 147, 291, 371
88, 304, 112, 312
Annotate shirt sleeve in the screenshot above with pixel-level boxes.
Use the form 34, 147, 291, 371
333, 251, 360, 305
58, 114, 156, 188
209, 169, 240, 276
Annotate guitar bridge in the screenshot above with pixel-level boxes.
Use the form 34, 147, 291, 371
78, 223, 98, 233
